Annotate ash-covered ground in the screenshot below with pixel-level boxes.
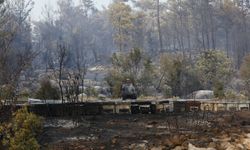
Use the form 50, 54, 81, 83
40, 111, 250, 150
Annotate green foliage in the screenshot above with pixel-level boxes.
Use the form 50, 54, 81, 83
213, 81, 225, 99
0, 107, 43, 150
167, 57, 183, 96
224, 90, 237, 100
240, 54, 250, 99
111, 48, 143, 76
0, 84, 15, 101
195, 50, 233, 89
18, 88, 30, 100
85, 87, 98, 97
35, 79, 60, 100
160, 54, 202, 97
109, 1, 134, 51
240, 54, 250, 80
105, 69, 134, 98
224, 90, 247, 100
106, 48, 155, 97
163, 85, 172, 98
139, 58, 156, 95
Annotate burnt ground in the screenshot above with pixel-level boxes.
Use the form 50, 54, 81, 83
39, 111, 250, 150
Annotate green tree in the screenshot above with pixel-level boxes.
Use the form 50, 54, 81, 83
138, 58, 156, 96
195, 50, 233, 96
35, 79, 60, 100
213, 81, 225, 99
109, 1, 134, 51
240, 54, 250, 99
111, 48, 143, 79
159, 53, 201, 97
240, 54, 250, 80
0, 84, 15, 104
1, 107, 43, 150
106, 48, 155, 97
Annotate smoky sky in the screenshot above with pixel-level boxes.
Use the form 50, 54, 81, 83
31, 0, 112, 21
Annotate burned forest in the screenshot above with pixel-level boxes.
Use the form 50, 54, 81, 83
1, 0, 250, 149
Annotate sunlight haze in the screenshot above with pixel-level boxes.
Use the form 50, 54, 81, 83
31, 0, 112, 21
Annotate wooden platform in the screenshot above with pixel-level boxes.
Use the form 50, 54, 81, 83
3, 99, 250, 117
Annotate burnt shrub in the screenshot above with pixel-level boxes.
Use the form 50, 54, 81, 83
35, 79, 60, 100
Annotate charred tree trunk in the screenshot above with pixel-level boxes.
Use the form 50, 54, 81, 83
58, 44, 67, 103
157, 0, 163, 53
